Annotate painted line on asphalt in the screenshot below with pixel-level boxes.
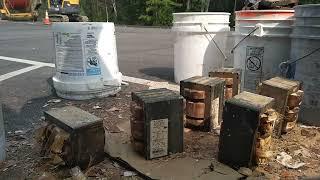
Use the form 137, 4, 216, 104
0, 56, 176, 89
0, 65, 43, 82
0, 55, 179, 90
0, 56, 55, 68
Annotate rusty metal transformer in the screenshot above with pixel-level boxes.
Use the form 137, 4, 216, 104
258, 77, 303, 135
218, 92, 276, 168
39, 106, 105, 168
180, 76, 225, 132
131, 88, 184, 160
209, 68, 242, 100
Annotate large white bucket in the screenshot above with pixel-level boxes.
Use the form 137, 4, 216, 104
172, 12, 230, 83
233, 10, 294, 91
52, 22, 122, 100
291, 4, 320, 126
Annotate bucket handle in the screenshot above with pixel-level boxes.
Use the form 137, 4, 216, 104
231, 23, 264, 54
279, 47, 320, 78
201, 23, 227, 61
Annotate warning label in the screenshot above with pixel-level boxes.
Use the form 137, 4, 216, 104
84, 32, 101, 76
54, 24, 102, 77
244, 46, 264, 90
149, 118, 168, 159
55, 32, 85, 76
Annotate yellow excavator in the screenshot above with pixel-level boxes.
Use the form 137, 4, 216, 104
0, 0, 42, 21
0, 0, 88, 22
47, 0, 88, 22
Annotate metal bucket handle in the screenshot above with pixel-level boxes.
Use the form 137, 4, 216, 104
279, 47, 320, 78
231, 23, 265, 54
201, 22, 227, 61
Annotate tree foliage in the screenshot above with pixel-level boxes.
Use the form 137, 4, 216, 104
78, 0, 320, 25
139, 0, 181, 26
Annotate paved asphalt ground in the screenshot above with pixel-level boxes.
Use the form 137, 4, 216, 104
0, 21, 175, 131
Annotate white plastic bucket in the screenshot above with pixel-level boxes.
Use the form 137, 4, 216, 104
52, 22, 122, 100
291, 4, 320, 126
233, 10, 294, 91
172, 12, 230, 83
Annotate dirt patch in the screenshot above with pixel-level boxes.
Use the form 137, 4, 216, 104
258, 125, 320, 178
1, 83, 320, 179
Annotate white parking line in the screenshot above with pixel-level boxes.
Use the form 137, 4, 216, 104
0, 65, 43, 82
0, 56, 55, 67
0, 55, 179, 90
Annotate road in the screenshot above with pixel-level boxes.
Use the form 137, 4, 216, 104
0, 21, 175, 131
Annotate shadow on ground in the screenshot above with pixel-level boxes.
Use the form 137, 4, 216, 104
2, 78, 56, 131
139, 67, 174, 83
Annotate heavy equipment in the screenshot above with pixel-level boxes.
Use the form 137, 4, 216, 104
48, 0, 88, 22
0, 0, 88, 22
243, 0, 299, 9
0, 0, 42, 21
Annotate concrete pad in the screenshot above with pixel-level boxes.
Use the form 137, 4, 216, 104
104, 120, 243, 180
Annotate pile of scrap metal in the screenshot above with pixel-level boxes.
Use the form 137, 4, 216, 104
243, 0, 299, 10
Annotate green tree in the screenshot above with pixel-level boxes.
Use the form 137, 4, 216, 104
116, 0, 146, 25
139, 0, 181, 26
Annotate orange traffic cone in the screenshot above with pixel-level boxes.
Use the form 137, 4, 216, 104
43, 10, 51, 25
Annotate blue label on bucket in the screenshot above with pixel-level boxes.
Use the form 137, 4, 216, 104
86, 68, 101, 75
86, 56, 101, 76
84, 34, 102, 76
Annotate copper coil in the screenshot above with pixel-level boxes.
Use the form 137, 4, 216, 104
225, 87, 233, 100
225, 78, 234, 86
183, 88, 205, 100
287, 90, 303, 108
186, 101, 205, 119
285, 107, 300, 122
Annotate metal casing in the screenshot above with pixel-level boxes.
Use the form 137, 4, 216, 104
180, 76, 225, 131
218, 91, 274, 168
132, 88, 184, 160
44, 106, 105, 168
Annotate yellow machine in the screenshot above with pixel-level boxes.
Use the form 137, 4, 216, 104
0, 0, 42, 21
48, 0, 88, 22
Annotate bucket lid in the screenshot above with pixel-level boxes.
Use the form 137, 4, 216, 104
173, 12, 230, 25
173, 12, 230, 16
294, 4, 320, 9
294, 4, 320, 18
236, 10, 294, 20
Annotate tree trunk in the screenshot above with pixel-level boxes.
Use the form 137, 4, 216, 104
201, 0, 205, 12
186, 0, 191, 11
112, 0, 117, 20
200, 0, 210, 12
205, 0, 210, 12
